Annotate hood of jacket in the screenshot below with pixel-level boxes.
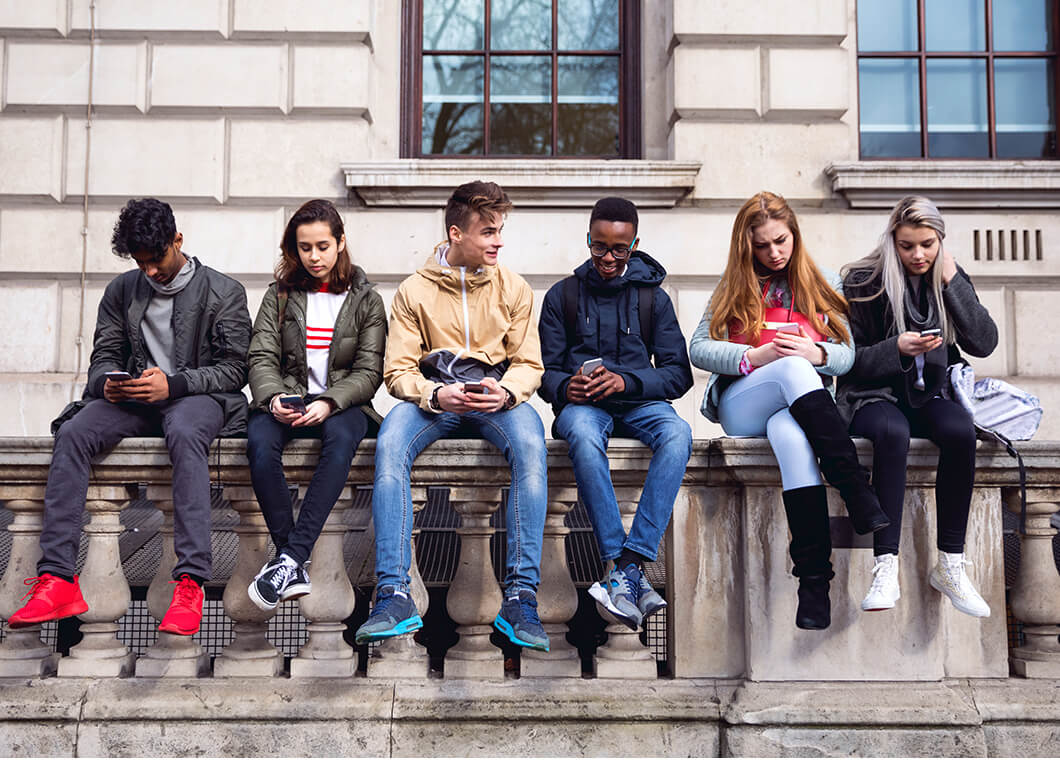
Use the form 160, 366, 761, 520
573, 250, 666, 292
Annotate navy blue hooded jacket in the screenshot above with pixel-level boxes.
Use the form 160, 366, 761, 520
538, 250, 693, 415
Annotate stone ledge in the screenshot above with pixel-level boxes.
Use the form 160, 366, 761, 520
826, 161, 1060, 209
340, 160, 702, 208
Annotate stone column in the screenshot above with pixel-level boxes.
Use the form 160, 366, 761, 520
0, 489, 60, 677
1007, 487, 1060, 678
367, 486, 430, 678
214, 486, 283, 677
444, 486, 504, 680
290, 487, 357, 677
58, 486, 136, 677
521, 486, 580, 678
136, 487, 209, 677
595, 486, 657, 679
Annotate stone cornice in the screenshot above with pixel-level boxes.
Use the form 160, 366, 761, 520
340, 159, 702, 208
825, 160, 1060, 209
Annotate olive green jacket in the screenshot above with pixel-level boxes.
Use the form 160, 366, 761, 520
248, 265, 386, 427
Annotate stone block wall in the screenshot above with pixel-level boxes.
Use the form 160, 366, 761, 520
0, 0, 1057, 441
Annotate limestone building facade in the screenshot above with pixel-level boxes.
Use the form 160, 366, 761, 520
0, 0, 1056, 438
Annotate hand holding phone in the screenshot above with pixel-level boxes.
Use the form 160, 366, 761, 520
105, 370, 133, 382
279, 394, 307, 414
919, 328, 941, 337
463, 382, 489, 395
774, 323, 800, 335
580, 357, 603, 375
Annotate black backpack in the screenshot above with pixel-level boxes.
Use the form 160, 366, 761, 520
560, 275, 656, 364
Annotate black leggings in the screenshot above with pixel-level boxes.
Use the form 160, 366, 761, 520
849, 397, 976, 555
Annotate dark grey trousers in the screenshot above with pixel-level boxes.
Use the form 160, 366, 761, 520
38, 396, 224, 581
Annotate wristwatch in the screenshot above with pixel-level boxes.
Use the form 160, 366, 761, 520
503, 388, 516, 409
429, 385, 442, 412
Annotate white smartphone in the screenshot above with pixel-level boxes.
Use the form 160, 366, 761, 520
580, 357, 604, 375
920, 328, 942, 337
775, 323, 800, 334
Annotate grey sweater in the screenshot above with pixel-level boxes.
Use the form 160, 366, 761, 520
688, 268, 854, 423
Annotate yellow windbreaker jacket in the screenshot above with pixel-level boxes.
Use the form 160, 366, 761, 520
383, 244, 544, 411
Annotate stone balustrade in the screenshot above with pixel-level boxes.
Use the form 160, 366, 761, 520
0, 436, 1056, 683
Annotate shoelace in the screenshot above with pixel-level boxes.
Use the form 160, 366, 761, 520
19, 576, 47, 601
170, 578, 201, 606
868, 561, 895, 594
615, 569, 639, 600
372, 591, 404, 617
268, 563, 296, 591
513, 595, 542, 626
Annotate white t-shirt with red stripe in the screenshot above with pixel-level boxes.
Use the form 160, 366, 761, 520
305, 285, 348, 395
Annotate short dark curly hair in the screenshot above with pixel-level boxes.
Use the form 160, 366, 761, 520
111, 198, 177, 259
589, 197, 638, 234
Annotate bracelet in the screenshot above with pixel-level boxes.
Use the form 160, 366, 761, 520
738, 351, 755, 376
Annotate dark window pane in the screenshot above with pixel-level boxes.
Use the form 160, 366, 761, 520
558, 55, 619, 154
926, 58, 988, 156
859, 59, 922, 156
856, 0, 917, 51
423, 0, 484, 50
925, 0, 985, 51
558, 0, 620, 50
492, 0, 550, 50
489, 56, 551, 153
994, 0, 1054, 52
996, 59, 1057, 157
423, 55, 484, 154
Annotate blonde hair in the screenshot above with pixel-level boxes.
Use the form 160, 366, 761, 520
708, 191, 849, 345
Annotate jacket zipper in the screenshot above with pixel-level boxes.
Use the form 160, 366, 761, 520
459, 267, 471, 352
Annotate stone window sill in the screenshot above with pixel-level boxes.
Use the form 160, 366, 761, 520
340, 159, 701, 208
826, 161, 1060, 209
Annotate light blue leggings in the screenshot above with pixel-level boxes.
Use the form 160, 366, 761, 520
718, 356, 825, 490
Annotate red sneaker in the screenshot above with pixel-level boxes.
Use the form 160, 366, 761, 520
8, 574, 89, 628
158, 575, 204, 635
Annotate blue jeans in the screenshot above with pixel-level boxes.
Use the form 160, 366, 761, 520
555, 401, 692, 561
246, 406, 368, 566
372, 400, 548, 593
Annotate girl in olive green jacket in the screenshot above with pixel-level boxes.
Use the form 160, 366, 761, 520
245, 199, 386, 611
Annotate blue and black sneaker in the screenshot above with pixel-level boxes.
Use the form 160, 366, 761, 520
493, 588, 550, 652
588, 563, 644, 631
636, 570, 667, 621
354, 585, 423, 644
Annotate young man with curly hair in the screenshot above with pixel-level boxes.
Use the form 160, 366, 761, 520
354, 181, 551, 652
9, 198, 252, 636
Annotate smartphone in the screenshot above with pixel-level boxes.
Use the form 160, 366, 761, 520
774, 323, 800, 334
279, 394, 307, 413
105, 371, 132, 382
580, 357, 604, 375
920, 328, 942, 337
463, 382, 489, 395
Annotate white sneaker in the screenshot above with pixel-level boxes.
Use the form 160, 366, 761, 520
929, 551, 991, 618
861, 553, 900, 611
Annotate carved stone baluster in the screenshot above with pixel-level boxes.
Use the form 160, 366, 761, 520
58, 486, 136, 677
290, 487, 356, 677
521, 485, 580, 678
136, 487, 209, 677
214, 485, 283, 677
367, 486, 430, 678
1007, 487, 1060, 677
594, 485, 657, 679
444, 486, 504, 680
0, 489, 60, 677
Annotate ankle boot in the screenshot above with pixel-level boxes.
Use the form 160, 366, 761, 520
788, 389, 890, 535
796, 575, 832, 630
783, 486, 834, 630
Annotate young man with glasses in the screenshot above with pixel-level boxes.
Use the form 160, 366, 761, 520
537, 197, 694, 631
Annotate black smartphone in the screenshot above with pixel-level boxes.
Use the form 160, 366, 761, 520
105, 371, 132, 382
464, 382, 489, 394
279, 394, 307, 413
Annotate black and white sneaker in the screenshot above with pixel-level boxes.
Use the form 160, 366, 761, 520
280, 561, 311, 602
248, 556, 298, 612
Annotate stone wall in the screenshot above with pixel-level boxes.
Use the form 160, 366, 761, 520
1, 0, 1058, 440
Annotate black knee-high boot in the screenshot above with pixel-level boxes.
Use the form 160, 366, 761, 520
788, 389, 890, 535
783, 485, 834, 630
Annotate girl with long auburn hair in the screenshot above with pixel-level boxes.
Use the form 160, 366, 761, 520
245, 199, 386, 611
839, 196, 997, 618
689, 191, 889, 630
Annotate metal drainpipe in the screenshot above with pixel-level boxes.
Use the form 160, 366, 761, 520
72, 0, 97, 400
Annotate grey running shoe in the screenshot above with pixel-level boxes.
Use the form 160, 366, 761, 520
588, 563, 643, 631
354, 586, 423, 644
493, 588, 550, 652
636, 571, 667, 620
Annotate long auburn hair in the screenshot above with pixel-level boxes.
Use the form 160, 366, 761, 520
708, 191, 849, 345
841, 195, 953, 345
276, 199, 353, 293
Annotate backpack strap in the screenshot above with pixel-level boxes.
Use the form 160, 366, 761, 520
977, 424, 1028, 535
561, 275, 579, 350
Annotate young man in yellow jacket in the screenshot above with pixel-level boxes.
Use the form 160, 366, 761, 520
355, 181, 550, 651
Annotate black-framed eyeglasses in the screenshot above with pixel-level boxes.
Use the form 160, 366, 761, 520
587, 233, 637, 260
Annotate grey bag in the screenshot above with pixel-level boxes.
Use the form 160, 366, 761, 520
944, 364, 1042, 441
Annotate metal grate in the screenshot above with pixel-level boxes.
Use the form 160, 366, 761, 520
973, 228, 1044, 261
